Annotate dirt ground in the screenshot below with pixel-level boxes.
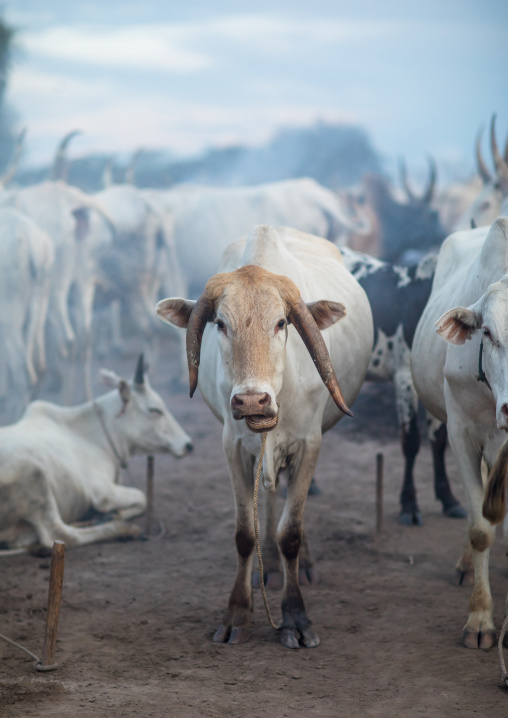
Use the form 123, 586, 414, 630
1, 348, 508, 718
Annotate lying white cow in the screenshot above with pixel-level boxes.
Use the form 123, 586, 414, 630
412, 217, 508, 650
0, 356, 192, 552
157, 225, 373, 648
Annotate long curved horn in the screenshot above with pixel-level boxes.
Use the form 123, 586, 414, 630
475, 126, 492, 183
134, 353, 145, 385
186, 294, 215, 397
288, 297, 353, 417
399, 157, 415, 201
125, 149, 142, 185
51, 129, 82, 181
490, 114, 508, 194
422, 154, 437, 204
505, 134, 508, 164
0, 127, 26, 188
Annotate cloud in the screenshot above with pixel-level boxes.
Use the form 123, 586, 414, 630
23, 24, 213, 72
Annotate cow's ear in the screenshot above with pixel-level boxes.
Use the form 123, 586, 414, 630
436, 307, 480, 345
305, 300, 347, 330
156, 298, 196, 328
99, 368, 123, 387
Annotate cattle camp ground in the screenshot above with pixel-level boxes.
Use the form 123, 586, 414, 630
1, 343, 508, 718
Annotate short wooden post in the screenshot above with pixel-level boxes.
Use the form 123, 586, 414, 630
376, 453, 384, 535
40, 541, 65, 669
146, 456, 155, 536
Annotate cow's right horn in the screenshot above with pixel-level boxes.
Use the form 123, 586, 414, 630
475, 126, 492, 183
186, 293, 215, 398
51, 129, 82, 181
288, 297, 353, 417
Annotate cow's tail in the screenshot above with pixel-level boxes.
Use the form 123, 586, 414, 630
483, 438, 508, 524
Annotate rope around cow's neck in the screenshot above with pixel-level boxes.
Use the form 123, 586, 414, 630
498, 614, 508, 689
253, 432, 281, 631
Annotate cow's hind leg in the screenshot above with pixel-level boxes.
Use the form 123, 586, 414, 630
23, 469, 142, 550
253, 485, 283, 590
278, 438, 321, 649
428, 419, 466, 518
214, 444, 255, 645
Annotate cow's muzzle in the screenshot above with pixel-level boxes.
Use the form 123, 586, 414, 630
231, 391, 278, 433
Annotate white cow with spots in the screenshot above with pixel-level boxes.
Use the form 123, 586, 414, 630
0, 357, 193, 553
412, 217, 508, 650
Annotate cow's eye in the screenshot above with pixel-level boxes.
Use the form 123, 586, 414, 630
149, 407, 163, 416
277, 319, 286, 329
216, 320, 225, 330
483, 328, 492, 340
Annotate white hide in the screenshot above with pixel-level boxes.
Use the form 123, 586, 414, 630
411, 217, 508, 646
148, 178, 370, 292
0, 372, 192, 550
0, 207, 54, 417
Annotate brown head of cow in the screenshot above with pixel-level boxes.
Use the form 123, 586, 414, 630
156, 265, 352, 431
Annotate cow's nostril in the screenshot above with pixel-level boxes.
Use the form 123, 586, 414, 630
231, 395, 244, 408
185, 442, 194, 453
502, 404, 508, 418
258, 393, 270, 406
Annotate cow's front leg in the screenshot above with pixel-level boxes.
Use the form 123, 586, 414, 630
278, 438, 321, 649
447, 419, 495, 649
214, 442, 255, 645
253, 486, 283, 590
394, 366, 422, 525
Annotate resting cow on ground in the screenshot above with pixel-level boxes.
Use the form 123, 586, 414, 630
412, 218, 508, 650
0, 356, 192, 553
157, 224, 373, 649
340, 246, 465, 524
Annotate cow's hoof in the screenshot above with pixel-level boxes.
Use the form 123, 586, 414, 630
443, 504, 467, 519
280, 628, 300, 649
307, 478, 322, 496
252, 570, 283, 590
213, 623, 251, 644
462, 628, 496, 650
300, 625, 320, 648
455, 568, 474, 586
399, 511, 423, 526
298, 567, 318, 586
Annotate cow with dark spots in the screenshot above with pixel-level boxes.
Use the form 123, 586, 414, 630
340, 246, 466, 525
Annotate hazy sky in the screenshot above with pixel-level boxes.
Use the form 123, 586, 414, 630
3, 0, 508, 179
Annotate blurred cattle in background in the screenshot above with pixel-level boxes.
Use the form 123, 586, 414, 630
0, 207, 54, 419
346, 157, 445, 264
0, 356, 193, 553
142, 178, 371, 295
340, 246, 466, 524
0, 133, 116, 402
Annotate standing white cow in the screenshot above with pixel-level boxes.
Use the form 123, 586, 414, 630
149, 178, 370, 294
0, 207, 54, 418
0, 357, 193, 552
157, 225, 373, 648
412, 218, 508, 650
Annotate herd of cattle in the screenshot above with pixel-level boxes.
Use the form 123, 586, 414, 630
1, 116, 508, 656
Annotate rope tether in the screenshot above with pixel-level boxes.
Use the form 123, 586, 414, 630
498, 614, 508, 689
253, 432, 281, 631
0, 631, 57, 671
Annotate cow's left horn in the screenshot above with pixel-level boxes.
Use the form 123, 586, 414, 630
490, 114, 508, 194
288, 298, 353, 417
134, 353, 145, 385
186, 293, 215, 398
399, 157, 415, 202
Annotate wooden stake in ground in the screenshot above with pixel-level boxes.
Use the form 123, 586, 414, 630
146, 455, 155, 536
40, 540, 65, 670
376, 453, 384, 535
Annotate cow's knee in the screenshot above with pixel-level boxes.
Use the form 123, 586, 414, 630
469, 526, 494, 553
235, 528, 254, 558
279, 526, 301, 562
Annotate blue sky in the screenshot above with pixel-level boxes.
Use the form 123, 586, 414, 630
3, 1, 508, 180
